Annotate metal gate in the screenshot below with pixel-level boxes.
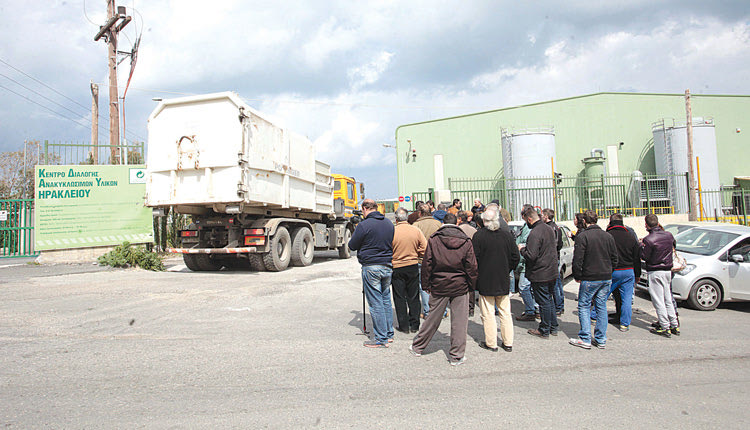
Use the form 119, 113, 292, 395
0, 199, 36, 258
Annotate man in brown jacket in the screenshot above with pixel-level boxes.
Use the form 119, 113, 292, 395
392, 207, 427, 333
410, 213, 478, 366
413, 203, 443, 318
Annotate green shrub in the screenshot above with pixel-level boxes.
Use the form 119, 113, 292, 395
98, 242, 165, 271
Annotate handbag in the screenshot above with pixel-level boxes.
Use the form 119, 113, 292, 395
672, 248, 687, 273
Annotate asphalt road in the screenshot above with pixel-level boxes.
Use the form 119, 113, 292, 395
1, 253, 749, 429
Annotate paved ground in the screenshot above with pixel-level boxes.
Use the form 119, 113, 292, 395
1, 253, 749, 429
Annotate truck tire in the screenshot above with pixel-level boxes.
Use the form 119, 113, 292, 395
290, 227, 314, 267
183, 254, 203, 271
196, 254, 222, 271
263, 226, 291, 271
338, 228, 352, 259
248, 253, 266, 271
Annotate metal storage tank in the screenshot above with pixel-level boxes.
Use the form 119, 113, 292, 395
501, 126, 556, 218
582, 149, 606, 210
652, 118, 720, 216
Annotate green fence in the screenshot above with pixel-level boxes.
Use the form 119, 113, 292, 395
696, 188, 750, 225
0, 199, 36, 258
442, 173, 692, 221
42, 140, 145, 165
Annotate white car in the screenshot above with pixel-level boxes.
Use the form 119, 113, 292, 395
508, 221, 573, 279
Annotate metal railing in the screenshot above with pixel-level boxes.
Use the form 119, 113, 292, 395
42, 140, 145, 165
0, 199, 36, 258
696, 188, 749, 225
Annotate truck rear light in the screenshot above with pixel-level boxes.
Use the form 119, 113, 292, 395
244, 228, 265, 235
244, 236, 265, 246
180, 230, 198, 237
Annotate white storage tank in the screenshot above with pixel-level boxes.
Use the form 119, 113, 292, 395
501, 127, 556, 218
652, 118, 720, 215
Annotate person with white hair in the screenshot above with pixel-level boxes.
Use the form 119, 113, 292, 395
471, 206, 520, 352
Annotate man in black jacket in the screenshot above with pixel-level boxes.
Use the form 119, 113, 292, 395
606, 213, 641, 332
519, 207, 559, 339
542, 208, 565, 315
569, 210, 618, 349
348, 199, 395, 348
473, 206, 520, 352
410, 213, 478, 365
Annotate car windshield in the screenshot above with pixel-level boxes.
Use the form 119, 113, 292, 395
664, 224, 695, 237
676, 228, 740, 256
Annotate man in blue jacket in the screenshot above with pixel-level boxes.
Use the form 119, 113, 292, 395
348, 199, 395, 348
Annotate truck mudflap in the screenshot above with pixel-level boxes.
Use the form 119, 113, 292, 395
168, 247, 258, 254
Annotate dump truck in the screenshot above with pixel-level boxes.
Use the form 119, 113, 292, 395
145, 92, 362, 271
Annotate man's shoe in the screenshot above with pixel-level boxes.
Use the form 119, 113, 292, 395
363, 340, 388, 348
449, 357, 466, 366
550, 330, 559, 336
619, 325, 629, 332
479, 341, 498, 352
396, 328, 410, 334
469, 309, 474, 317
527, 329, 549, 339
515, 313, 536, 321
408, 344, 421, 357
556, 310, 564, 316
650, 320, 660, 328
670, 327, 681, 336
650, 326, 672, 338
569, 338, 592, 349
500, 343, 513, 352
591, 339, 606, 349
410, 327, 419, 334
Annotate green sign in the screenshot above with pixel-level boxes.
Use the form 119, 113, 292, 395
34, 165, 153, 251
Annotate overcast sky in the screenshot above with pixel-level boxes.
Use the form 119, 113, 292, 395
1, 1, 749, 199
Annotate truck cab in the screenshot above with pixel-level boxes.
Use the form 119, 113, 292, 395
332, 174, 360, 219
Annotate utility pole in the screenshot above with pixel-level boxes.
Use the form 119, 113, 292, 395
94, 1, 131, 165
90, 80, 99, 164
685, 89, 698, 221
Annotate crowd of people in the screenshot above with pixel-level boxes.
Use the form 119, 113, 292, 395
348, 197, 679, 365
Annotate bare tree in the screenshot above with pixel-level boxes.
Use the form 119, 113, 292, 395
0, 141, 40, 199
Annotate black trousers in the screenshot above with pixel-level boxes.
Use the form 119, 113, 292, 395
391, 264, 421, 331
531, 280, 559, 335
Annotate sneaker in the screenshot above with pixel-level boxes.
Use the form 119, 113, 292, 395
515, 313, 536, 321
569, 338, 592, 349
408, 344, 421, 357
650, 326, 672, 338
670, 327, 681, 336
619, 325, 629, 332
500, 343, 513, 352
363, 340, 388, 348
479, 341, 498, 352
591, 340, 606, 349
449, 357, 466, 366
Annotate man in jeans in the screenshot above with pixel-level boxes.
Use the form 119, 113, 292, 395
413, 203, 442, 318
519, 207, 559, 339
569, 210, 618, 349
410, 213, 478, 366
348, 199, 395, 348
641, 213, 679, 338
515, 204, 539, 321
606, 213, 641, 332
542, 208, 564, 316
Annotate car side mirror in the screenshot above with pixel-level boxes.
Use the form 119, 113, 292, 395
730, 254, 744, 263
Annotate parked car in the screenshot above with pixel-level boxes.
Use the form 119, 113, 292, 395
509, 221, 573, 279
663, 221, 725, 237
670, 224, 750, 310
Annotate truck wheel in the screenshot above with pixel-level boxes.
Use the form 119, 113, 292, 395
263, 226, 291, 271
338, 228, 352, 259
248, 253, 265, 271
196, 254, 222, 271
290, 227, 314, 267
183, 254, 203, 271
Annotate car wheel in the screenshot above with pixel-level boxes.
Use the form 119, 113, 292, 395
687, 279, 722, 311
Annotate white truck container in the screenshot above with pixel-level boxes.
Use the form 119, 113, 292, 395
145, 92, 359, 271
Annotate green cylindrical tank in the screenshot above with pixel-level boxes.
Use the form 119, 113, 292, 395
582, 152, 606, 209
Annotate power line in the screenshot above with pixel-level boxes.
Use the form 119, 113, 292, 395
82, 0, 97, 25
0, 72, 93, 122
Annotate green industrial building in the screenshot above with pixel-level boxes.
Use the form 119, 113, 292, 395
394, 92, 750, 220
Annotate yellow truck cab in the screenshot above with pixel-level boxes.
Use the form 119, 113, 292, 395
332, 174, 361, 219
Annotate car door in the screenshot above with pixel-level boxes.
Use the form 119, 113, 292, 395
723, 237, 750, 300
559, 226, 574, 278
